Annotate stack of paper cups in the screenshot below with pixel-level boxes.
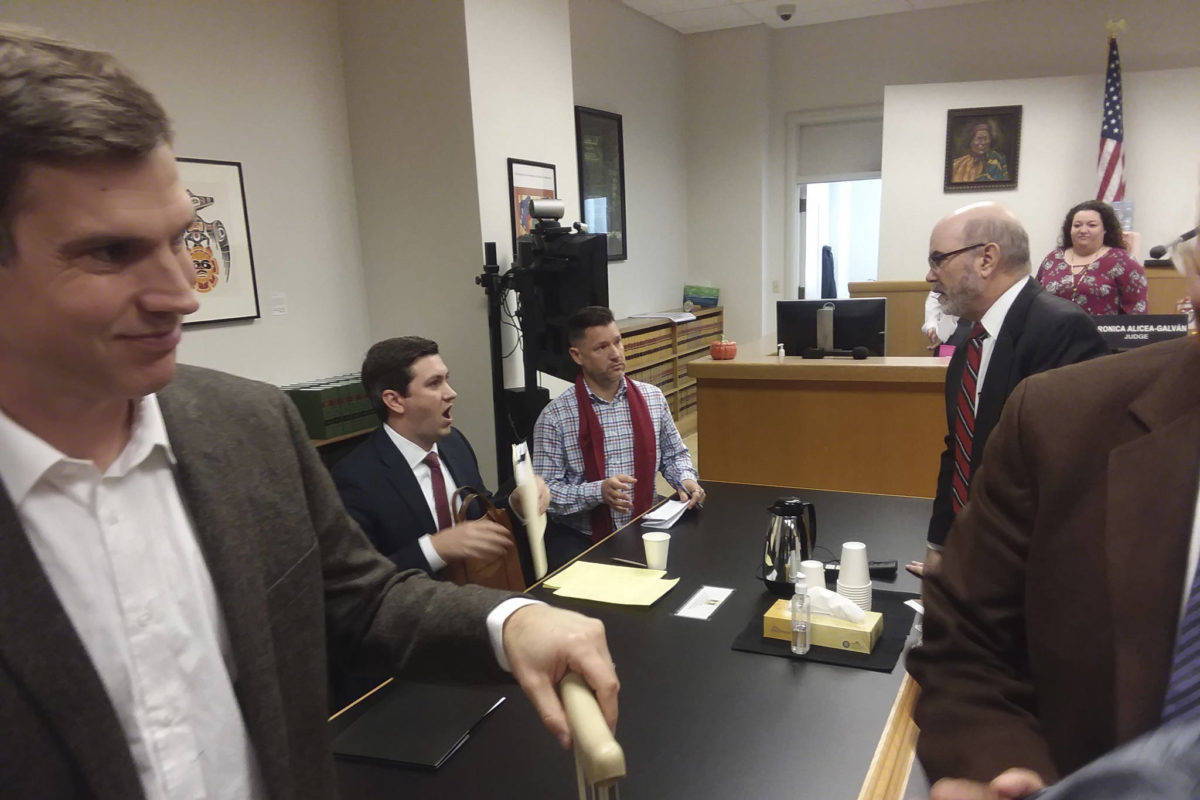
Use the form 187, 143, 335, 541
836, 541, 872, 612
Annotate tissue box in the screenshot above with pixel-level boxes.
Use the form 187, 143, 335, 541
763, 598, 883, 654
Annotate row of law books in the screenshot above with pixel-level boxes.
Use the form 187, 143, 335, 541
282, 373, 377, 440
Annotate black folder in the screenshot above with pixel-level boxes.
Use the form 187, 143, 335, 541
332, 681, 507, 770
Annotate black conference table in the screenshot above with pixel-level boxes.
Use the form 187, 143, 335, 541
334, 481, 930, 799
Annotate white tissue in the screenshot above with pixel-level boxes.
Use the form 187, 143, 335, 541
808, 587, 866, 622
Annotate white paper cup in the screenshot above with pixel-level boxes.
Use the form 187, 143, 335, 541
836, 581, 872, 612
642, 532, 671, 570
840, 541, 870, 586
799, 559, 825, 588
835, 578, 873, 609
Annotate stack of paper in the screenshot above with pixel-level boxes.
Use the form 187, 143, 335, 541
641, 499, 689, 530
542, 561, 678, 606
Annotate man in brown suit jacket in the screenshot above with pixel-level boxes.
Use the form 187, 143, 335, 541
0, 27, 617, 798
908, 238, 1200, 798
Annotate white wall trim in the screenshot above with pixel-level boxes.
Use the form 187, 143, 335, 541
796, 169, 881, 184
784, 104, 883, 299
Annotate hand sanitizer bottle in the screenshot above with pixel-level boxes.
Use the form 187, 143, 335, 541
790, 575, 811, 655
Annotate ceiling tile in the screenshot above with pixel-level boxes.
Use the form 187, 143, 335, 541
906, 0, 994, 9
627, 0, 998, 33
653, 4, 758, 33
622, 0, 730, 16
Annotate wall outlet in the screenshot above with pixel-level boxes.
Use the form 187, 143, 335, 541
771, 279, 780, 294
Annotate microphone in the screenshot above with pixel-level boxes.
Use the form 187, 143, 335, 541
1149, 227, 1199, 259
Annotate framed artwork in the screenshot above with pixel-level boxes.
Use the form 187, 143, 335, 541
176, 158, 260, 324
574, 106, 627, 261
508, 158, 557, 256
943, 105, 1022, 192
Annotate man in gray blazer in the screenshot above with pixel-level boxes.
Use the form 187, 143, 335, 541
0, 27, 617, 798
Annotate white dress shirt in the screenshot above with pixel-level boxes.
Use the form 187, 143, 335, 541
379, 425, 537, 668
973, 274, 1032, 407
382, 424, 457, 573
0, 396, 263, 800
923, 290, 960, 343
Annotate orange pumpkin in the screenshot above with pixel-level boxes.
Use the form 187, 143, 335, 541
710, 340, 738, 360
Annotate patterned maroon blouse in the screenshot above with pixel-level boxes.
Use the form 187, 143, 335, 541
1035, 247, 1148, 315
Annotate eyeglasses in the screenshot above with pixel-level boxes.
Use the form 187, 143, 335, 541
928, 242, 985, 270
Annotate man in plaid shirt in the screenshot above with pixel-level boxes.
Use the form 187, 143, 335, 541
533, 306, 703, 567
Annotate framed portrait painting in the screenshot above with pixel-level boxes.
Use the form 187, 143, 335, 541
943, 105, 1022, 192
574, 106, 627, 261
508, 158, 557, 256
176, 158, 260, 324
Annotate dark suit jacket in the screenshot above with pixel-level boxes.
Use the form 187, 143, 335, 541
927, 278, 1109, 545
0, 366, 514, 799
909, 335, 1200, 783
332, 426, 502, 573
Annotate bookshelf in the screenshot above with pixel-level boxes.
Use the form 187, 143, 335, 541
617, 307, 723, 437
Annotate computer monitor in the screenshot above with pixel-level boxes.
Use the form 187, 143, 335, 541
776, 298, 887, 357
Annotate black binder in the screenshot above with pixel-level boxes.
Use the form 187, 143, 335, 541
332, 681, 507, 770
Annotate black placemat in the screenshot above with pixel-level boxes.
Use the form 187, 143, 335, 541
333, 681, 506, 770
731, 588, 918, 673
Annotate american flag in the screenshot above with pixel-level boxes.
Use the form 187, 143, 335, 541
1096, 36, 1125, 201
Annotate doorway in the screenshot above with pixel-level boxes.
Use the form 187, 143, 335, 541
800, 177, 881, 298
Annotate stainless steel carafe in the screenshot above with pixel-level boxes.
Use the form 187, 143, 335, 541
761, 497, 817, 594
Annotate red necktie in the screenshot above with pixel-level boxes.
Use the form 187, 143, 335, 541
423, 451, 453, 531
950, 323, 988, 514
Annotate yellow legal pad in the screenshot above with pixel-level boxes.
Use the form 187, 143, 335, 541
542, 561, 679, 606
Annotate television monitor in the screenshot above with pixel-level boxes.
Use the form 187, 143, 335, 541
776, 298, 887, 357
516, 230, 609, 382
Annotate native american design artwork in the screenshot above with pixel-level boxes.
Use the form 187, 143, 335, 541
185, 189, 232, 293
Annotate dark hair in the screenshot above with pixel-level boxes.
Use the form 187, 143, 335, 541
0, 26, 172, 262
1059, 200, 1125, 250
567, 306, 616, 346
361, 336, 440, 421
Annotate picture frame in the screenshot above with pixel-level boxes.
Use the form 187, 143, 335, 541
574, 106, 627, 261
176, 157, 260, 325
943, 105, 1022, 192
508, 158, 558, 258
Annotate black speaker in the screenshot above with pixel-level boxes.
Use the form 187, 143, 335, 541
503, 386, 551, 444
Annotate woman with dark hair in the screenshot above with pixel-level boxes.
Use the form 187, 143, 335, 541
1036, 199, 1147, 314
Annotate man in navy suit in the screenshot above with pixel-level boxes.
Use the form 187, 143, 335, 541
909, 203, 1107, 577
333, 336, 548, 575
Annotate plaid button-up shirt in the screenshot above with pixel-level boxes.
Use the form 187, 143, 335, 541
532, 378, 697, 535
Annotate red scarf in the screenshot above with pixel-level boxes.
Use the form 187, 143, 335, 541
575, 374, 656, 542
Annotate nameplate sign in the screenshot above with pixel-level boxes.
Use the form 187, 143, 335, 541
1093, 314, 1188, 350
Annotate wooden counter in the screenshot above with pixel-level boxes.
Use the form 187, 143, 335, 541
689, 338, 947, 498
848, 280, 933, 357
1147, 265, 1188, 314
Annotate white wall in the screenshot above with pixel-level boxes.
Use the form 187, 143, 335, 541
338, 0, 502, 479
569, 0, 689, 318
879, 68, 1200, 280
4, 0, 371, 386
685, 25, 770, 344
464, 0, 579, 402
